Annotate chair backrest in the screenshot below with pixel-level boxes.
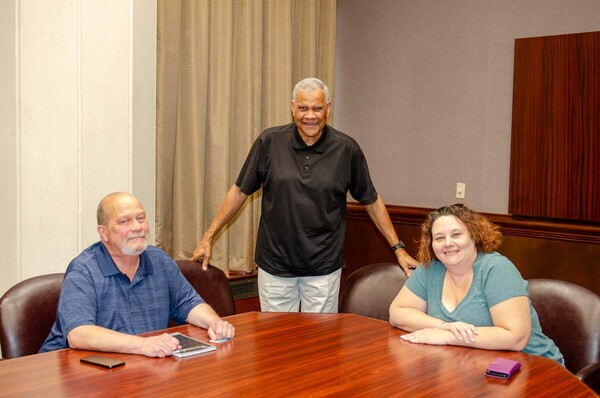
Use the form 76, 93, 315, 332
175, 260, 236, 318
528, 278, 600, 375
0, 273, 64, 359
339, 262, 408, 321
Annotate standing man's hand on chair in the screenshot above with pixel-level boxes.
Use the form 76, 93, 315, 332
191, 239, 212, 270
191, 184, 249, 271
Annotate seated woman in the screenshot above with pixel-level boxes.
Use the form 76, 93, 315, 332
389, 203, 563, 363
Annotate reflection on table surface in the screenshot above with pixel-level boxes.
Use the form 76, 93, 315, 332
0, 312, 596, 397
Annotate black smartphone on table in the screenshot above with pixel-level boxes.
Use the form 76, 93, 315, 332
80, 355, 125, 369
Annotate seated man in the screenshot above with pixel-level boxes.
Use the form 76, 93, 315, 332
40, 192, 235, 357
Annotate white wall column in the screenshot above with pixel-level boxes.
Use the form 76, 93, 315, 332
0, 0, 156, 297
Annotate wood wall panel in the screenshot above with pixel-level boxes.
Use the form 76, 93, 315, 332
509, 31, 600, 222
343, 203, 600, 296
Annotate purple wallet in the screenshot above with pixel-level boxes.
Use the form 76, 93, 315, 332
485, 358, 522, 379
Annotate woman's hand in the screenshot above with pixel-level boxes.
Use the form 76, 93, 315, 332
400, 322, 479, 346
441, 321, 479, 343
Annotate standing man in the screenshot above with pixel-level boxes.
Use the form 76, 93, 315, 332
192, 77, 417, 313
40, 192, 234, 357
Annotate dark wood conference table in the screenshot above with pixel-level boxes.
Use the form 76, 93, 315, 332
0, 312, 596, 397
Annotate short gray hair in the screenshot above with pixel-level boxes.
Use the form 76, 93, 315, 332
292, 77, 330, 102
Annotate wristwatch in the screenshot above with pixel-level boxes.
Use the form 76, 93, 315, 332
391, 241, 405, 252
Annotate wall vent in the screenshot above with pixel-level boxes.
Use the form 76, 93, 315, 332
229, 277, 258, 300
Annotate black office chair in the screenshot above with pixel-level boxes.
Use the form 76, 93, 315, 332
176, 260, 236, 317
528, 278, 600, 394
0, 273, 64, 358
339, 262, 408, 321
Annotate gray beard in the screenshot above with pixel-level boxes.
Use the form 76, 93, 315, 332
122, 242, 148, 256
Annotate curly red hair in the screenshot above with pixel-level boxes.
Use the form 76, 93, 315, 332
417, 204, 502, 267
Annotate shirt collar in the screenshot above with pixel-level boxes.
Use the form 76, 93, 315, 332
291, 123, 328, 153
94, 242, 154, 277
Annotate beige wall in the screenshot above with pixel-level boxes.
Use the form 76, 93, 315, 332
0, 0, 156, 297
334, 0, 600, 213
3, 0, 598, 298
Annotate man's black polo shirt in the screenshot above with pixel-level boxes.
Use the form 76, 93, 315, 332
236, 123, 378, 277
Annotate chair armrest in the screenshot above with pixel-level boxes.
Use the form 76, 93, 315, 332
576, 362, 600, 394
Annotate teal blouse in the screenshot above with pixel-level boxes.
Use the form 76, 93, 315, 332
405, 252, 562, 360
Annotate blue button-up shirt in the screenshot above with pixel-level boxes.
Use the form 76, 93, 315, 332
40, 242, 203, 352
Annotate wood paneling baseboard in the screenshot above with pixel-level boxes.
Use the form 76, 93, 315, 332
343, 203, 600, 296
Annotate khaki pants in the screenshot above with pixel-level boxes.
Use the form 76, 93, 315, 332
257, 268, 342, 313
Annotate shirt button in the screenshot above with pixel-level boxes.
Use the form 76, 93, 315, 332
306, 155, 310, 160
304, 166, 309, 171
